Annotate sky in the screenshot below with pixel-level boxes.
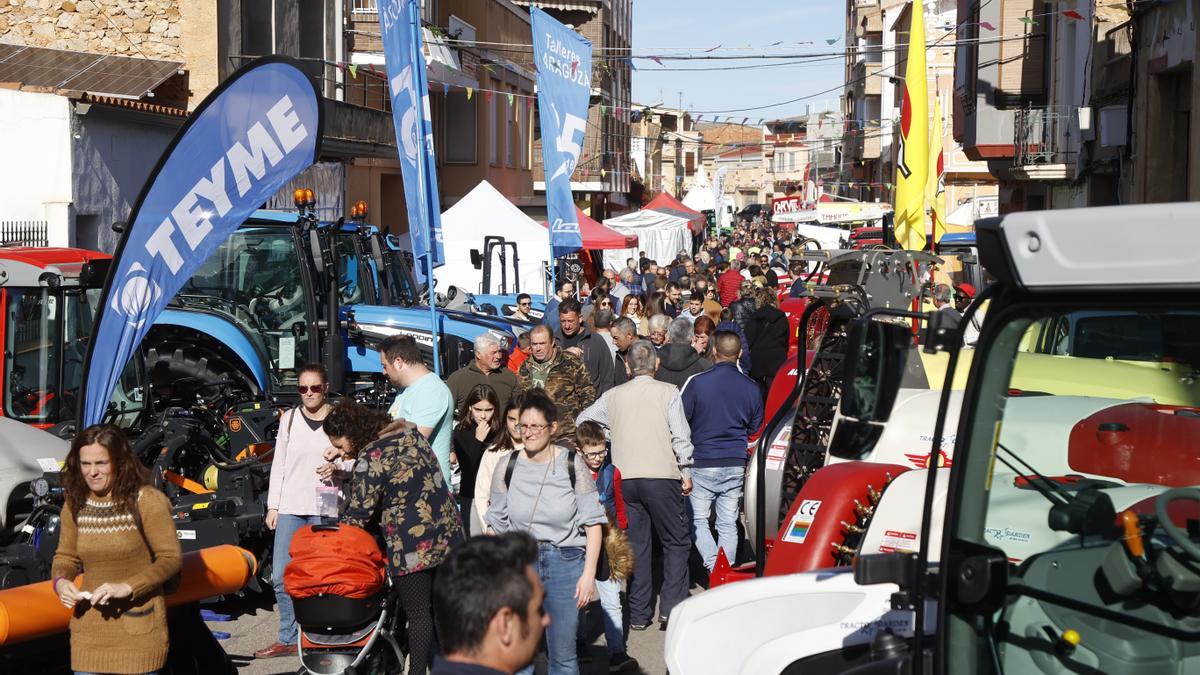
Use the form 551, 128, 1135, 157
630, 0, 846, 122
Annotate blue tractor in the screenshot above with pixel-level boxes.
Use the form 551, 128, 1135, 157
142, 208, 520, 407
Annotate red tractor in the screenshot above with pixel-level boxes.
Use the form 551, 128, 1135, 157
0, 247, 135, 434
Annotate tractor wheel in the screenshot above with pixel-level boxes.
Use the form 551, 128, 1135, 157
144, 341, 260, 402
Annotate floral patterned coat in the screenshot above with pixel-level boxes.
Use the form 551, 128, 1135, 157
341, 429, 464, 577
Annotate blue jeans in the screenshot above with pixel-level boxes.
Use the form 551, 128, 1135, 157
578, 577, 625, 654
528, 543, 585, 675
273, 513, 323, 644
689, 466, 745, 571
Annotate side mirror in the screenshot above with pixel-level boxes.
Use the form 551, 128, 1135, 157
841, 318, 911, 424
309, 229, 326, 272
470, 249, 483, 269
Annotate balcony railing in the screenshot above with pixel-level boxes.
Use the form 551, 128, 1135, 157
1014, 106, 1073, 167
229, 54, 392, 114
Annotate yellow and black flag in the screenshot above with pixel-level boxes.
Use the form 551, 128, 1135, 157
894, 0, 928, 251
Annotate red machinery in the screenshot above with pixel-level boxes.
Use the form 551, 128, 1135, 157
0, 247, 112, 430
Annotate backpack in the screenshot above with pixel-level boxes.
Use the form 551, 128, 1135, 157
503, 448, 576, 489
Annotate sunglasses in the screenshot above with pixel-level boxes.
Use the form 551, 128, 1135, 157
298, 384, 326, 394
519, 301, 531, 306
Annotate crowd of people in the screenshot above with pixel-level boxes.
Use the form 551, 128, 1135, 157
50, 223, 827, 675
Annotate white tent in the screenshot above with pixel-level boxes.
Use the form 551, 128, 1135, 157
682, 165, 715, 211
437, 181, 549, 295
601, 209, 691, 271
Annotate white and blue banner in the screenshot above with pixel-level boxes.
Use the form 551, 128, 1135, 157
531, 6, 589, 258
80, 58, 321, 426
379, 0, 445, 273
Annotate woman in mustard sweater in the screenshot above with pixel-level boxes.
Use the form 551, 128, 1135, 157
53, 424, 182, 675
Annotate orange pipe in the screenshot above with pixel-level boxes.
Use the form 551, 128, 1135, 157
0, 544, 256, 646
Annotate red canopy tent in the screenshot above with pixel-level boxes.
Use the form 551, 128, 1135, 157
644, 192, 706, 233
543, 207, 638, 249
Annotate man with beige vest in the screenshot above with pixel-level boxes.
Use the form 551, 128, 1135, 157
576, 340, 693, 630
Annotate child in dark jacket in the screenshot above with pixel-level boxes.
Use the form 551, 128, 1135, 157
575, 422, 637, 672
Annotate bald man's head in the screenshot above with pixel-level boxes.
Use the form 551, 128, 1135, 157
713, 331, 742, 362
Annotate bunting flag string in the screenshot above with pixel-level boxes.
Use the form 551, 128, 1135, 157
348, 63, 358, 79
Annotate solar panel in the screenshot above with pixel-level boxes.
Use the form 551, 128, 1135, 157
0, 44, 182, 99
0, 43, 26, 63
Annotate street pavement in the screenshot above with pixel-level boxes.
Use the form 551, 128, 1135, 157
207, 589, 674, 675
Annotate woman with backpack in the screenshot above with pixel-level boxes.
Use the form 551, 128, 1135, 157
257, 363, 346, 660
486, 391, 606, 675
52, 424, 182, 675
325, 400, 463, 675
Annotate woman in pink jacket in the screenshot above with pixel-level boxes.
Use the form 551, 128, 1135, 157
256, 363, 350, 659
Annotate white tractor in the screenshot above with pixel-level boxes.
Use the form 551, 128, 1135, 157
668, 203, 1200, 673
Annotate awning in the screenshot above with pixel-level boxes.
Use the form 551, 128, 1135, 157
774, 201, 890, 225
510, 0, 601, 12
543, 208, 637, 250
644, 192, 706, 233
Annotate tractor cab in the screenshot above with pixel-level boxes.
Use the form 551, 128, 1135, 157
0, 248, 146, 432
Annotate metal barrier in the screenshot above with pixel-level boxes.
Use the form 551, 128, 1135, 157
0, 220, 48, 247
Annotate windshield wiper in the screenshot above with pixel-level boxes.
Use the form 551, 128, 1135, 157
994, 443, 1071, 508
995, 443, 1115, 536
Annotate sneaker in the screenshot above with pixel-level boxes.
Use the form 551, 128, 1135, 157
609, 652, 640, 672
629, 621, 651, 631
577, 640, 593, 663
253, 642, 298, 659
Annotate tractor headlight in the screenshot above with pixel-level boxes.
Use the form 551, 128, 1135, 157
488, 329, 515, 353
31, 478, 50, 498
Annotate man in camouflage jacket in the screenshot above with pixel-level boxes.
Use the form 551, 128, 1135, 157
517, 324, 597, 443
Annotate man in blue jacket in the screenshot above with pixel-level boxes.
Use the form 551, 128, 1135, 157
680, 331, 763, 573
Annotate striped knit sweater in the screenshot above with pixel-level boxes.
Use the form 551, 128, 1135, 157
51, 486, 182, 674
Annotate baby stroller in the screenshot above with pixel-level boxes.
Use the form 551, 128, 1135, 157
285, 523, 404, 674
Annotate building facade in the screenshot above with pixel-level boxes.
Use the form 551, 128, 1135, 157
630, 105, 700, 203
514, 0, 632, 219
955, 0, 1134, 211
347, 0, 538, 217
840, 0, 997, 227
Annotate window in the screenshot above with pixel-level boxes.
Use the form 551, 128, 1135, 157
489, 83, 498, 165
946, 306, 1200, 671
863, 32, 883, 64
505, 87, 515, 167
176, 227, 311, 384
518, 93, 529, 169
996, 0, 1048, 106
444, 91, 476, 164
242, 1, 272, 57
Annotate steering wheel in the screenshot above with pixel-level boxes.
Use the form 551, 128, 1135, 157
1155, 487, 1200, 560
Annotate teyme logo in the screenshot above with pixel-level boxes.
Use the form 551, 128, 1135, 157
390, 65, 421, 165
111, 262, 162, 328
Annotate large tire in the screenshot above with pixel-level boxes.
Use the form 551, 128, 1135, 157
144, 337, 261, 401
